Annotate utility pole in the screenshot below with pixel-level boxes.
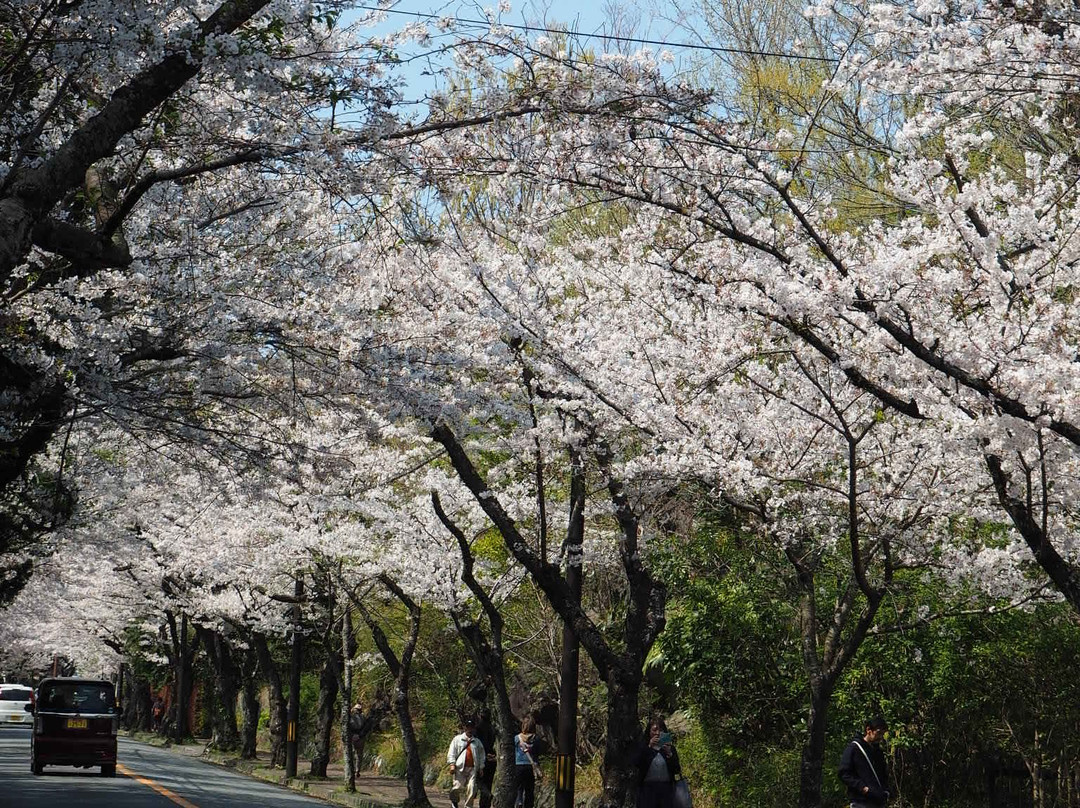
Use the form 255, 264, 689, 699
285, 572, 304, 778
556, 453, 586, 808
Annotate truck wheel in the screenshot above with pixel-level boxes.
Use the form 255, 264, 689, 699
31, 759, 43, 775
101, 764, 116, 777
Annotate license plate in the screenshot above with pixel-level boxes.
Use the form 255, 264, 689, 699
66, 718, 87, 729
9, 715, 22, 722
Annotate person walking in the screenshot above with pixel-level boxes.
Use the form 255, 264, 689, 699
447, 717, 486, 808
151, 697, 165, 733
838, 716, 890, 807
514, 716, 542, 808
635, 717, 682, 808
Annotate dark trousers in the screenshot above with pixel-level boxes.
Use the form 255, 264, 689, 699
515, 764, 536, 808
637, 781, 675, 808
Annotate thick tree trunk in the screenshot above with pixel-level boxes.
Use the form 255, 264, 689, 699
198, 627, 241, 752
254, 633, 288, 767
167, 611, 199, 743
309, 642, 339, 777
798, 681, 832, 808
238, 651, 261, 760
339, 609, 357, 791
599, 670, 644, 808
394, 676, 429, 807
490, 677, 518, 808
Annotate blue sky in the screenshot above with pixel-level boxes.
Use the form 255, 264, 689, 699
346, 1, 697, 112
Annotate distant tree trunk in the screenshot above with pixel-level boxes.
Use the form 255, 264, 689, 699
310, 585, 340, 778
198, 626, 241, 752
165, 610, 200, 743
338, 607, 357, 791
1030, 729, 1045, 808
126, 676, 153, 732
238, 643, 261, 760
254, 632, 287, 767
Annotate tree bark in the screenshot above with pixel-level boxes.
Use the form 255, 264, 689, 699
197, 627, 241, 752
254, 632, 288, 768
339, 608, 357, 791
309, 632, 340, 777
798, 681, 832, 808
166, 611, 199, 743
238, 643, 261, 760
599, 670, 645, 808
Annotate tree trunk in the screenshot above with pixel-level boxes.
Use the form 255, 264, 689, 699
432, 491, 520, 808
349, 579, 433, 808
349, 696, 391, 773
490, 677, 518, 808
798, 681, 832, 808
169, 613, 199, 743
309, 657, 338, 776
126, 676, 153, 732
394, 673, 429, 807
198, 627, 241, 752
432, 427, 667, 808
238, 645, 261, 760
1032, 728, 1044, 808
309, 618, 340, 777
598, 670, 644, 808
254, 633, 288, 767
339, 609, 357, 791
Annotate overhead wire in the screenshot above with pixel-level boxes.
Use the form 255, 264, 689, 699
354, 3, 841, 63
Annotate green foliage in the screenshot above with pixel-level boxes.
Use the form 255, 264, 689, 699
649, 507, 803, 807
836, 584, 1080, 808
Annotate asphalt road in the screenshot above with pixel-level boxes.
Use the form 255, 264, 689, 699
0, 726, 329, 807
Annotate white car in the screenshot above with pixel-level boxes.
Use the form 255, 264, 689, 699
0, 683, 34, 726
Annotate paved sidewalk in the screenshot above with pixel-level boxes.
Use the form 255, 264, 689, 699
123, 732, 447, 808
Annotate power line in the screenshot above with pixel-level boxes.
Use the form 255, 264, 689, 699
355, 4, 840, 63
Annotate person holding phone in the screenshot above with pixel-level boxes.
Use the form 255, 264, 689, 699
635, 717, 682, 808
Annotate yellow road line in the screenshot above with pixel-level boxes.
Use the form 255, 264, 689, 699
117, 763, 200, 808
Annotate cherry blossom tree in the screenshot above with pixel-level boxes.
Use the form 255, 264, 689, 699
386, 3, 1080, 621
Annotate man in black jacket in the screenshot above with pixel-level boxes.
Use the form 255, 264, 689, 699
838, 716, 889, 806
